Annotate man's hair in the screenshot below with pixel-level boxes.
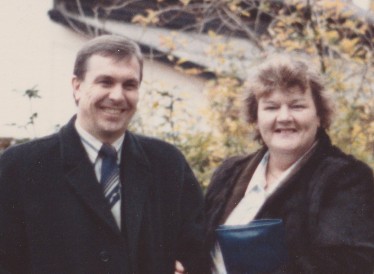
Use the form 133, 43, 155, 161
243, 53, 334, 142
73, 35, 143, 81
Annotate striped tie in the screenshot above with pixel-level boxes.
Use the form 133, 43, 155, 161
99, 144, 121, 227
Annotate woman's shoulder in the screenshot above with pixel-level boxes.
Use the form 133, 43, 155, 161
213, 149, 264, 177
207, 149, 265, 193
314, 130, 372, 177
321, 144, 372, 175
312, 141, 373, 192
217, 154, 252, 171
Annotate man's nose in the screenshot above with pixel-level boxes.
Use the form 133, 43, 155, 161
108, 85, 125, 101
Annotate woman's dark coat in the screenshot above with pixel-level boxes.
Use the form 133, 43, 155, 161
205, 130, 374, 273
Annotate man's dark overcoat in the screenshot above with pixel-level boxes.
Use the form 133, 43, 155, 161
205, 130, 374, 273
0, 118, 205, 274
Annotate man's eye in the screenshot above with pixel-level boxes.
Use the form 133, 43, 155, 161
123, 82, 139, 90
100, 80, 112, 86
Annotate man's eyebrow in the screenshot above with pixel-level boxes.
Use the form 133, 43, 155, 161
94, 75, 113, 80
125, 78, 139, 83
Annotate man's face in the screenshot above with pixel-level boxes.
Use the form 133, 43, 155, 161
72, 54, 141, 143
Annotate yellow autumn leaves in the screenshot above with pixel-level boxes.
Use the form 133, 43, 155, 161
130, 0, 374, 185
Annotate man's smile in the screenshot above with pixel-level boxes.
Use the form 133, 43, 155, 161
99, 106, 126, 115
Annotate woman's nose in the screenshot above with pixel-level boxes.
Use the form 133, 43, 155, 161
277, 105, 291, 121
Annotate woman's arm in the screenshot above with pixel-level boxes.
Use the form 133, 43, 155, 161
288, 160, 374, 274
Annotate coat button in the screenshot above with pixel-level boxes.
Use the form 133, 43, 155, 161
99, 250, 110, 262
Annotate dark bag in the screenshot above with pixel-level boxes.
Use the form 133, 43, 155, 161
215, 219, 288, 274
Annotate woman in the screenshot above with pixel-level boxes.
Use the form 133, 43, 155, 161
205, 54, 374, 273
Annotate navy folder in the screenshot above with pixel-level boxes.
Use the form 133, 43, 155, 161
216, 219, 288, 273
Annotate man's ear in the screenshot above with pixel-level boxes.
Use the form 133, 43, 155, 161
72, 76, 81, 104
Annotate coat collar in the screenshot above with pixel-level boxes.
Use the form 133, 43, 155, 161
59, 117, 122, 235
218, 149, 266, 224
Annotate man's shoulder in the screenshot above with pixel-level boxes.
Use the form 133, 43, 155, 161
1, 133, 59, 163
129, 132, 181, 152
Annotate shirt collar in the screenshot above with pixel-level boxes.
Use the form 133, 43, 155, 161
74, 121, 125, 164
245, 151, 269, 195
245, 141, 319, 197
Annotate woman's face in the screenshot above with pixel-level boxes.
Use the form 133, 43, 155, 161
256, 87, 320, 158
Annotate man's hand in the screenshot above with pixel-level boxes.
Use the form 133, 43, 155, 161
175, 260, 186, 274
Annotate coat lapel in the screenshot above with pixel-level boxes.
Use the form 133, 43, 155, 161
120, 132, 152, 266
60, 118, 121, 236
219, 149, 266, 223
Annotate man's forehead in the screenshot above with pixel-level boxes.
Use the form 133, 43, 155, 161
87, 54, 127, 65
86, 54, 139, 70
84, 54, 141, 82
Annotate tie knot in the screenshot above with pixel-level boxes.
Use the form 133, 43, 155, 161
100, 144, 117, 160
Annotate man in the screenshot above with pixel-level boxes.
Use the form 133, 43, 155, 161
0, 35, 206, 274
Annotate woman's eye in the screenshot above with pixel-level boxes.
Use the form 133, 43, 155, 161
264, 106, 277, 110
292, 105, 305, 109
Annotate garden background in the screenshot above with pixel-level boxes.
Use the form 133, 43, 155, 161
1, 0, 373, 188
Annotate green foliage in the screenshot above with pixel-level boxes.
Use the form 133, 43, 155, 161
23, 86, 41, 100
9, 86, 41, 138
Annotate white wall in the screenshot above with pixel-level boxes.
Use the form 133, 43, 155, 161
353, 0, 370, 9
0, 1, 81, 138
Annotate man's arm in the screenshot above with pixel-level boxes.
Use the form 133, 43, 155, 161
0, 151, 28, 274
175, 162, 208, 274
